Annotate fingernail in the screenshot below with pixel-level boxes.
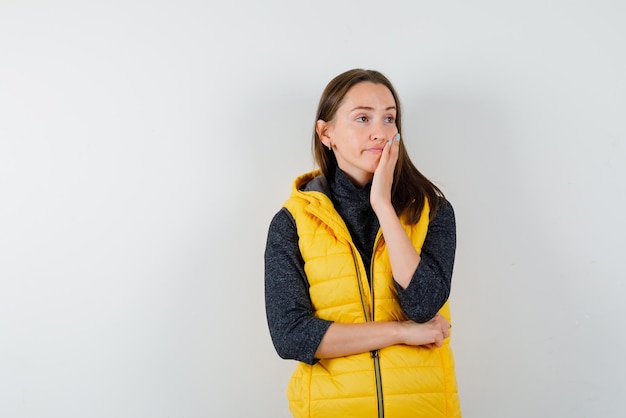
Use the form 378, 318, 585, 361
388, 139, 393, 146
395, 133, 401, 142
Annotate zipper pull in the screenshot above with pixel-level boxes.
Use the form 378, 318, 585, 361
370, 349, 379, 359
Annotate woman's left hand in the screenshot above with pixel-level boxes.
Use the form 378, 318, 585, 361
370, 133, 400, 213
369, 133, 418, 287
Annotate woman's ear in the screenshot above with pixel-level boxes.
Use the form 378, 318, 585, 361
316, 119, 330, 148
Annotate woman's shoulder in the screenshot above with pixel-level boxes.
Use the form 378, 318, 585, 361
269, 207, 296, 234
436, 196, 454, 214
430, 196, 455, 229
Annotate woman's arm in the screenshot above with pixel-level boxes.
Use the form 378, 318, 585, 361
370, 137, 456, 323
315, 314, 450, 359
370, 136, 420, 287
395, 201, 456, 322
265, 208, 332, 365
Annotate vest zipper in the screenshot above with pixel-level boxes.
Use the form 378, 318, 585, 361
370, 234, 384, 418
350, 235, 385, 418
350, 246, 370, 322
371, 349, 384, 418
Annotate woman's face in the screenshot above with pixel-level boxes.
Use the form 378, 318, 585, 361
318, 82, 398, 187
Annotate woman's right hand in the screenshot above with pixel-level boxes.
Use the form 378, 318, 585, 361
400, 314, 451, 348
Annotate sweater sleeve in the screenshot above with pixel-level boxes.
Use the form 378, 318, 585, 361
264, 208, 332, 365
395, 199, 457, 323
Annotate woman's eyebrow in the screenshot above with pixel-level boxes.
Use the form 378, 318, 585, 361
350, 106, 397, 112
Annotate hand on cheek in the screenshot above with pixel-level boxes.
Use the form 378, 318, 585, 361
370, 133, 400, 212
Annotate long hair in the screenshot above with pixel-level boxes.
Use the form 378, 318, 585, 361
312, 69, 444, 223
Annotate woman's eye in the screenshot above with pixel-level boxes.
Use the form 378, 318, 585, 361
356, 116, 368, 122
385, 116, 395, 123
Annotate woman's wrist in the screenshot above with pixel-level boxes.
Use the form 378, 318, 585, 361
372, 200, 396, 220
394, 321, 408, 345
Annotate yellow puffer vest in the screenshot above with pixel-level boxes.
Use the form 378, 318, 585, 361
283, 171, 461, 418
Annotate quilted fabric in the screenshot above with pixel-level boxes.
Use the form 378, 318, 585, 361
283, 171, 461, 418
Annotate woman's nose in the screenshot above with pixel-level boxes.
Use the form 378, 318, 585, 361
370, 122, 390, 141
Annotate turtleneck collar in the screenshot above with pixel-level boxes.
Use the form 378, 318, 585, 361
328, 167, 379, 275
329, 167, 372, 205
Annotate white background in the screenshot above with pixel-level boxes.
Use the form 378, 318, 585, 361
1, 1, 625, 417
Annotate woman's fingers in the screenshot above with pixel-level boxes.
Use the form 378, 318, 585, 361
371, 133, 400, 210
400, 315, 452, 348
433, 314, 451, 340
377, 133, 400, 174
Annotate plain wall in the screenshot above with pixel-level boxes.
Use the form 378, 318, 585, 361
1, 1, 625, 417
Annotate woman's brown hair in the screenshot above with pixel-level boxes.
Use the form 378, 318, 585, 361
312, 69, 444, 223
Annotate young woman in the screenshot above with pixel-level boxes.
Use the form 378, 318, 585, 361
265, 69, 461, 418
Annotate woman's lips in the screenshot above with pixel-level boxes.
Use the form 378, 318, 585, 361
366, 146, 384, 154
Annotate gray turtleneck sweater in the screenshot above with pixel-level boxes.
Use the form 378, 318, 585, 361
265, 168, 456, 365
